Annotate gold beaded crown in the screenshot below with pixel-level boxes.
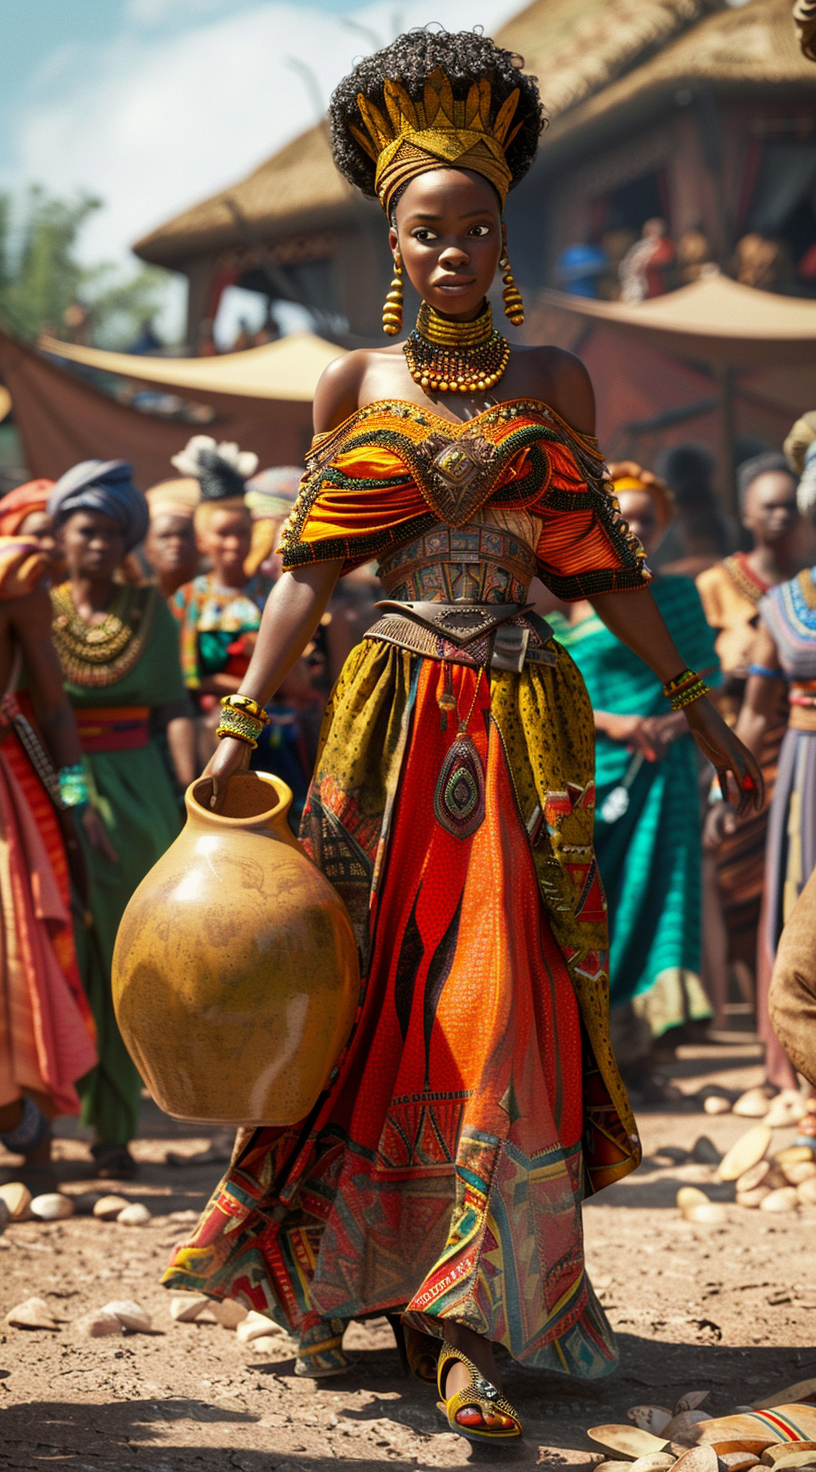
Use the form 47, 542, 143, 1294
351, 69, 522, 212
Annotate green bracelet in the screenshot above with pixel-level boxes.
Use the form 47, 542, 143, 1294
59, 763, 89, 809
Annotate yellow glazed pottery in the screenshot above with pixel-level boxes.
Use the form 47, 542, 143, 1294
112, 771, 360, 1125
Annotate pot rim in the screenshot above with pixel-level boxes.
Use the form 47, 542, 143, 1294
186, 770, 293, 829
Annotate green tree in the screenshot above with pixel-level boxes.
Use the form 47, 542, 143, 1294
0, 185, 171, 348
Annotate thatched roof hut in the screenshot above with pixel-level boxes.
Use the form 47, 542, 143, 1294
134, 0, 727, 343
132, 0, 816, 494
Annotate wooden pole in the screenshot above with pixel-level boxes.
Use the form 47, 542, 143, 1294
715, 362, 740, 531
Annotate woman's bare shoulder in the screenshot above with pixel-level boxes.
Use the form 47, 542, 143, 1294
312, 351, 370, 434
516, 344, 596, 435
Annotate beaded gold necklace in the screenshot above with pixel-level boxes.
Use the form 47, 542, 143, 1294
403, 301, 510, 396
51, 582, 154, 688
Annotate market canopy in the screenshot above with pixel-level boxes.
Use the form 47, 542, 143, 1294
0, 328, 325, 486
537, 274, 816, 367
37, 330, 345, 401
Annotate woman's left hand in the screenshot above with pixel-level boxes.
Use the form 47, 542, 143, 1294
684, 697, 764, 816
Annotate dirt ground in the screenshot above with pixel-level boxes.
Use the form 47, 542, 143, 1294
2, 1039, 816, 1472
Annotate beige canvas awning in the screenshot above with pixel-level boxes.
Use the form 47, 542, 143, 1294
38, 330, 345, 401
538, 274, 816, 366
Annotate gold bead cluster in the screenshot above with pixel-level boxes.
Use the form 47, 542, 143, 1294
404, 302, 511, 395
500, 254, 524, 326
382, 258, 404, 337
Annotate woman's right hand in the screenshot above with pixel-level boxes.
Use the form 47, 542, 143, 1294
81, 806, 119, 864
203, 735, 251, 811
702, 801, 737, 851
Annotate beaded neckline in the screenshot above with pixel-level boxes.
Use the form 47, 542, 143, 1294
315, 397, 602, 453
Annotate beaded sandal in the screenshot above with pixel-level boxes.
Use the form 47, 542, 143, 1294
294, 1316, 352, 1378
436, 1344, 523, 1442
387, 1315, 439, 1385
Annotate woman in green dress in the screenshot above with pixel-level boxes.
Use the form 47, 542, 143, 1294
548, 471, 720, 1098
48, 461, 196, 1178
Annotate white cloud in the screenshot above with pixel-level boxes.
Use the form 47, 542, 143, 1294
5, 0, 520, 335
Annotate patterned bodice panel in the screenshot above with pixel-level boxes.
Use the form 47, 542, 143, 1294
377, 507, 541, 604
761, 570, 816, 680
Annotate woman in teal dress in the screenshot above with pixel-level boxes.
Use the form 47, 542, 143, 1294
49, 461, 196, 1178
549, 471, 720, 1094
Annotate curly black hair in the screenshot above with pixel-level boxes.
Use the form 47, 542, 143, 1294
328, 28, 545, 205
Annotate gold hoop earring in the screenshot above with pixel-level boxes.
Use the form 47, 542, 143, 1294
500, 227, 524, 327
382, 254, 403, 336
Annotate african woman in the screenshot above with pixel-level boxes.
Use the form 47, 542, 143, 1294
548, 470, 720, 1099
49, 461, 196, 1179
163, 32, 760, 1443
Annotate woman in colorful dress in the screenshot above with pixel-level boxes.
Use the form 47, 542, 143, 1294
0, 531, 100, 1189
171, 441, 321, 815
164, 32, 759, 1442
733, 423, 816, 1091
169, 437, 271, 767
698, 453, 804, 1027
49, 461, 195, 1179
548, 472, 720, 1097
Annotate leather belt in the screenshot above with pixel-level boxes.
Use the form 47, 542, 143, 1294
374, 599, 530, 645
368, 601, 557, 674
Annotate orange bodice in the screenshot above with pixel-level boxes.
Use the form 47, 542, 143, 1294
280, 399, 652, 602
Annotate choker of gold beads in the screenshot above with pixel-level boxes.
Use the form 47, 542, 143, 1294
403, 302, 511, 396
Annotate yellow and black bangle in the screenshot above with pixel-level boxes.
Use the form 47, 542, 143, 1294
663, 667, 697, 698
662, 668, 711, 710
221, 693, 270, 726
215, 698, 267, 749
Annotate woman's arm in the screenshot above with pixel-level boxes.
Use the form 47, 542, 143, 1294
734, 624, 785, 762
13, 585, 118, 861
15, 585, 84, 769
591, 586, 763, 813
205, 560, 343, 803
166, 716, 197, 790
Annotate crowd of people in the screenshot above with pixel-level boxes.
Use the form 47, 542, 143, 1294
0, 437, 378, 1186
555, 218, 816, 301
3, 22, 816, 1446
1, 416, 815, 1171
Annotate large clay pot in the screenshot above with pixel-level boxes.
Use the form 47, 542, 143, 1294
112, 771, 359, 1126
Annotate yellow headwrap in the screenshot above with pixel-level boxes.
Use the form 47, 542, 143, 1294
612, 473, 675, 533
351, 69, 522, 213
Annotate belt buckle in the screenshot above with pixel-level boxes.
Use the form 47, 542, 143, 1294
490, 625, 529, 674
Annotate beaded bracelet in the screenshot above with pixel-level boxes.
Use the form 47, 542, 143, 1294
662, 667, 710, 710
748, 664, 783, 679
221, 693, 270, 726
662, 667, 698, 698
59, 763, 89, 809
669, 677, 711, 710
216, 703, 265, 748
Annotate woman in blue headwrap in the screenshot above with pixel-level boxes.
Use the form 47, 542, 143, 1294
49, 461, 196, 1178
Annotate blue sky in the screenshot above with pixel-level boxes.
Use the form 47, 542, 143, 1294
0, 0, 517, 299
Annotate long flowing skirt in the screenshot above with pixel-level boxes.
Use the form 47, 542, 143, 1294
757, 728, 816, 1084
163, 640, 638, 1375
0, 721, 96, 1115
594, 738, 710, 1040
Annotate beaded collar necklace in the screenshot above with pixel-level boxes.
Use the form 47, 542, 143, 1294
51, 582, 153, 688
403, 301, 510, 397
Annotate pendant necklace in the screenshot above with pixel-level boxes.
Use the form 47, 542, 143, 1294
433, 664, 487, 840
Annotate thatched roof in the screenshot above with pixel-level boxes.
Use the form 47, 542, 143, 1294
537, 0, 814, 158
134, 0, 810, 268
496, 0, 712, 123
134, 124, 354, 268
